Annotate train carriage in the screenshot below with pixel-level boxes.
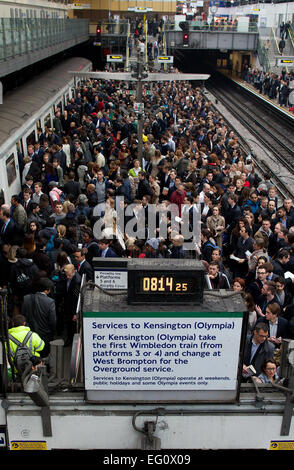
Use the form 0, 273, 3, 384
0, 57, 92, 203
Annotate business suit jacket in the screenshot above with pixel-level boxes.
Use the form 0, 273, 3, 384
0, 219, 15, 244
243, 334, 275, 376
97, 247, 117, 258
255, 316, 289, 341
225, 204, 242, 233
77, 260, 94, 281
64, 272, 81, 318
63, 180, 81, 199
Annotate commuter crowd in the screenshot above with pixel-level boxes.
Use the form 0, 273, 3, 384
243, 67, 294, 110
3, 73, 294, 384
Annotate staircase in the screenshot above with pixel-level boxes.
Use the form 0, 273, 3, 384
259, 26, 294, 74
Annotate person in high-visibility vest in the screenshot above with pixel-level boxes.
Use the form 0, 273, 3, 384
7, 314, 45, 374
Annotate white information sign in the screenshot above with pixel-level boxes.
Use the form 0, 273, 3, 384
83, 312, 243, 392
95, 269, 128, 290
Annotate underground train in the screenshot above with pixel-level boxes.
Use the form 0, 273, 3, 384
0, 0, 69, 19
0, 56, 92, 205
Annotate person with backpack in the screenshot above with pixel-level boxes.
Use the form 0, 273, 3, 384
8, 247, 40, 312
48, 181, 66, 210
7, 314, 45, 376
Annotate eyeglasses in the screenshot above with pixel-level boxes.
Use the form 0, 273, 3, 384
257, 333, 268, 339
265, 367, 276, 371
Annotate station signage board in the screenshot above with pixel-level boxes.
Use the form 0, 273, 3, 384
277, 58, 293, 66
107, 55, 123, 63
157, 56, 174, 64
128, 7, 153, 12
83, 310, 244, 402
73, 3, 90, 8
93, 258, 128, 291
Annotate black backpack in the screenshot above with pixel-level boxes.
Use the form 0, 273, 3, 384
9, 331, 33, 372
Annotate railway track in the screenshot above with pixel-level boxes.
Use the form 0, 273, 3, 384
206, 74, 294, 200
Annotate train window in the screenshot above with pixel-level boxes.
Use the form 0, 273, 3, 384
36, 120, 42, 140
26, 130, 36, 148
36, 119, 42, 132
44, 113, 51, 128
6, 154, 17, 187
0, 190, 5, 205
16, 140, 24, 157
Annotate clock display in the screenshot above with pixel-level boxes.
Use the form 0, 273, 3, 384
127, 260, 205, 304
136, 275, 196, 294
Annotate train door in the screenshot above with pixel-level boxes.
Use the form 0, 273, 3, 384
241, 54, 250, 71
23, 129, 36, 156
36, 119, 42, 144
56, 99, 63, 113
44, 111, 52, 129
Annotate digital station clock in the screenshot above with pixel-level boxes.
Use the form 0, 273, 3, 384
127, 259, 205, 304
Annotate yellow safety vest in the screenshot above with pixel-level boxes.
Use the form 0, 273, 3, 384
7, 325, 45, 363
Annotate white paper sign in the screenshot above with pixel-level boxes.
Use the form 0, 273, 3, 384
95, 269, 128, 290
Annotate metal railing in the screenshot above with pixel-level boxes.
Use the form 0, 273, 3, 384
165, 21, 258, 33
0, 18, 89, 62
289, 24, 294, 51
271, 26, 281, 55
257, 38, 271, 72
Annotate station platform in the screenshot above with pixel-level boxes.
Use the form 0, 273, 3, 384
230, 75, 294, 121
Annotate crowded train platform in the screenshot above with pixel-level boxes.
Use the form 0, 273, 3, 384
2, 67, 294, 383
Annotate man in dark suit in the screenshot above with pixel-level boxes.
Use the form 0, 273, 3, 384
0, 209, 15, 244
22, 188, 34, 215
158, 165, 172, 196
97, 239, 117, 258
63, 171, 81, 201
271, 206, 294, 230
225, 194, 242, 236
268, 223, 289, 258
73, 247, 94, 281
63, 264, 81, 346
246, 264, 268, 303
231, 225, 254, 278
21, 277, 56, 357
255, 302, 288, 348
242, 322, 275, 380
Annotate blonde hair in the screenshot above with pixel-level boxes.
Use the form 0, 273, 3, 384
57, 224, 66, 238
64, 263, 75, 274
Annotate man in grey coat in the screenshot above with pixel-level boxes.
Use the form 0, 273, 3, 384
21, 278, 56, 357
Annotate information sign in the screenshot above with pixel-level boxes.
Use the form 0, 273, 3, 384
107, 55, 123, 63
83, 311, 243, 401
95, 269, 128, 290
157, 56, 174, 64
277, 58, 293, 66
93, 258, 128, 291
